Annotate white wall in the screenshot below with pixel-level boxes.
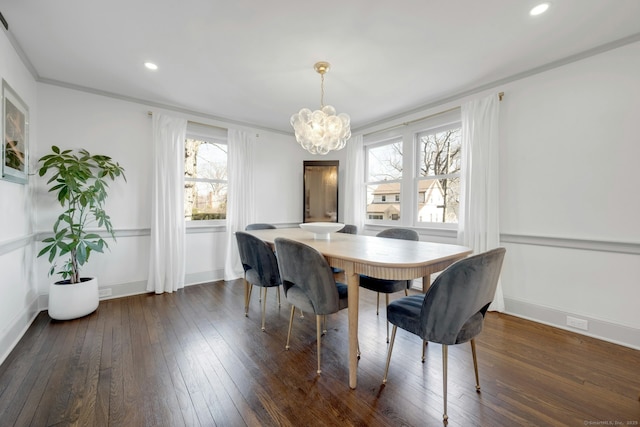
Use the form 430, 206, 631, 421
497, 41, 640, 345
33, 83, 347, 299
0, 29, 39, 364
34, 86, 154, 298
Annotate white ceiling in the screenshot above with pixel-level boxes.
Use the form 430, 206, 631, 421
2, 1, 640, 133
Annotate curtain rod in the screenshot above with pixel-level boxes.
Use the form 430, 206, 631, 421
147, 111, 227, 132
363, 92, 504, 137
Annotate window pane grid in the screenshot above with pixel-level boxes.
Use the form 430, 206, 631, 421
365, 140, 403, 222
416, 125, 461, 225
185, 138, 228, 222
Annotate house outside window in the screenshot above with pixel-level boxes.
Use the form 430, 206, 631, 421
365, 139, 402, 222
184, 124, 228, 223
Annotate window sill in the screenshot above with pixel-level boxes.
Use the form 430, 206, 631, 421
186, 222, 226, 234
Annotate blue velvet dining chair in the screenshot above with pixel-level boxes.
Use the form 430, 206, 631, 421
235, 231, 282, 332
382, 247, 506, 423
245, 223, 276, 230
244, 223, 282, 306
359, 228, 419, 342
274, 237, 349, 375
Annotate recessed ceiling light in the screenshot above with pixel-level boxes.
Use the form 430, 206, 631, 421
144, 62, 158, 71
530, 3, 550, 16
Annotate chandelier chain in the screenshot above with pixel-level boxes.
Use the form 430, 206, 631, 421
320, 73, 325, 108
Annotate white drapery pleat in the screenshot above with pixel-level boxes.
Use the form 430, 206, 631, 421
344, 134, 365, 232
458, 94, 504, 311
224, 129, 255, 281
147, 113, 187, 294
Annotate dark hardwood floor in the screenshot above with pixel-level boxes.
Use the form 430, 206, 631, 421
0, 280, 638, 426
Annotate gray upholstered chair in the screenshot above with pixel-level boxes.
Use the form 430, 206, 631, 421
244, 223, 281, 306
245, 223, 276, 230
274, 237, 349, 375
235, 231, 282, 331
339, 224, 358, 234
382, 247, 506, 423
359, 227, 419, 342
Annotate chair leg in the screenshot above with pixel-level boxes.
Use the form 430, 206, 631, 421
243, 277, 249, 317
385, 294, 390, 343
442, 344, 449, 422
382, 325, 397, 384
277, 287, 281, 306
316, 315, 323, 375
322, 315, 327, 335
245, 281, 254, 317
261, 287, 267, 332
470, 339, 481, 391
404, 288, 409, 296
422, 340, 427, 363
299, 308, 304, 319
285, 305, 295, 350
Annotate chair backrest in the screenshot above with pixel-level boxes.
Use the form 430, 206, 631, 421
338, 224, 358, 234
377, 228, 419, 241
420, 248, 506, 345
235, 231, 281, 287
245, 223, 276, 230
274, 237, 341, 315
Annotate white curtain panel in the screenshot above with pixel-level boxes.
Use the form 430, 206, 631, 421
224, 129, 255, 281
344, 134, 365, 232
458, 94, 504, 311
147, 113, 187, 294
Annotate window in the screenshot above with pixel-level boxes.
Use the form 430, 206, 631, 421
363, 108, 461, 228
365, 139, 402, 222
184, 124, 228, 222
416, 125, 461, 225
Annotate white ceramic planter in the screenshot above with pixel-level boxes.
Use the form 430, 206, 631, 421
48, 277, 99, 320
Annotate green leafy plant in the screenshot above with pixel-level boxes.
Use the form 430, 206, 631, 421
37, 146, 126, 283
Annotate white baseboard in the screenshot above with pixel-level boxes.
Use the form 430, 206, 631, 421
185, 269, 224, 285
37, 269, 225, 308
0, 296, 40, 366
504, 297, 640, 350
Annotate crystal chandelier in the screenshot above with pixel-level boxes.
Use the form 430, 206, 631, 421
290, 62, 351, 155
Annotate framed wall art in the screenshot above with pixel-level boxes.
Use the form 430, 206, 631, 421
2, 79, 29, 184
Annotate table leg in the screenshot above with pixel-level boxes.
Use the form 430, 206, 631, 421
346, 262, 359, 389
422, 274, 431, 292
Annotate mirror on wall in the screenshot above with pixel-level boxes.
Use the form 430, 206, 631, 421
303, 160, 339, 223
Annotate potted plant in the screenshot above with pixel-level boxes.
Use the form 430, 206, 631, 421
37, 146, 126, 320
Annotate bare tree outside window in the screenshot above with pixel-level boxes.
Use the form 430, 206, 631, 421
367, 141, 403, 182
417, 127, 461, 223
184, 138, 228, 221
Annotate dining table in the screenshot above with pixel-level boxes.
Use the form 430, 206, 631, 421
244, 226, 472, 389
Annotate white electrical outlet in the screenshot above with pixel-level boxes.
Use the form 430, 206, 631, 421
99, 288, 112, 298
566, 316, 588, 330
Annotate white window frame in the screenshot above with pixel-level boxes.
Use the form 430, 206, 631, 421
184, 123, 228, 228
363, 108, 461, 230
364, 137, 403, 225
414, 122, 462, 230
